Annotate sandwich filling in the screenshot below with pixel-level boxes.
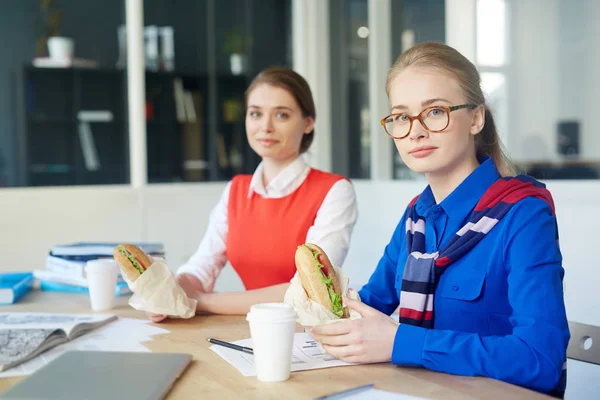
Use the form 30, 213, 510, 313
118, 246, 145, 274
303, 245, 343, 318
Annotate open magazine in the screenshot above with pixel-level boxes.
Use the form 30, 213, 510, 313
0, 312, 117, 372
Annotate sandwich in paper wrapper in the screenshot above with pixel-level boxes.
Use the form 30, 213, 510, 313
284, 266, 362, 326
284, 244, 363, 331
114, 244, 197, 319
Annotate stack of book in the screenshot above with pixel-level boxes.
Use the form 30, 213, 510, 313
33, 242, 165, 297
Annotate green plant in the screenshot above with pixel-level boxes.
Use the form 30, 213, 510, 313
35, 0, 63, 55
222, 97, 244, 123
222, 29, 253, 55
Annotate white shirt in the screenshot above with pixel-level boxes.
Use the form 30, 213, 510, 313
176, 157, 358, 292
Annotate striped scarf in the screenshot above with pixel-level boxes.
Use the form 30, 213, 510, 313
399, 175, 556, 328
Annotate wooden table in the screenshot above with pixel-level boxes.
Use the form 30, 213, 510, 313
0, 291, 552, 400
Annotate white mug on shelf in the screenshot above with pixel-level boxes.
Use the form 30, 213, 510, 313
47, 36, 75, 61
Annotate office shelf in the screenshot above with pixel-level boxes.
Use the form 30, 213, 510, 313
16, 66, 259, 186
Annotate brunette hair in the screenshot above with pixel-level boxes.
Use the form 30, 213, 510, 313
245, 66, 316, 154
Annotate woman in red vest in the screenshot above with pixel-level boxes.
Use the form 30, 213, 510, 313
150, 67, 357, 321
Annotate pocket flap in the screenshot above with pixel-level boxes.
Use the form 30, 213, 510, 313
438, 271, 486, 301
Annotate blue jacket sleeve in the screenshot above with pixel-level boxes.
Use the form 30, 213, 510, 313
358, 210, 407, 316
391, 198, 570, 394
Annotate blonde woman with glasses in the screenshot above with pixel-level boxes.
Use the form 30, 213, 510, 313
310, 42, 569, 398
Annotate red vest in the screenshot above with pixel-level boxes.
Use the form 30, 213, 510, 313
227, 169, 345, 290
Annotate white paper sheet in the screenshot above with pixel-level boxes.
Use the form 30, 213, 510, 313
0, 318, 170, 378
209, 332, 359, 377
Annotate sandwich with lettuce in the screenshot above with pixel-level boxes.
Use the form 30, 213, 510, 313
294, 244, 348, 318
113, 244, 153, 282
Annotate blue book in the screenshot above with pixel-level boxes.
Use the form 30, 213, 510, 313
0, 273, 34, 305
50, 242, 164, 257
49, 252, 165, 262
45, 255, 87, 278
39, 280, 133, 297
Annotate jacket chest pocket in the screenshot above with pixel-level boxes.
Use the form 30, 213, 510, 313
435, 270, 489, 333
438, 270, 486, 302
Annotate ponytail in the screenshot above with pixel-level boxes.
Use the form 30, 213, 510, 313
476, 107, 516, 177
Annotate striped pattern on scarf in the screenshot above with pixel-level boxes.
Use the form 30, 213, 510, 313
399, 175, 555, 328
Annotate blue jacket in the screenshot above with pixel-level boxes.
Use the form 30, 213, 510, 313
359, 158, 569, 395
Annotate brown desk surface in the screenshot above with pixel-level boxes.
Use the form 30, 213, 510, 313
0, 291, 552, 400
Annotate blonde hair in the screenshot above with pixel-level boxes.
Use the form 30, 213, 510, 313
386, 42, 516, 177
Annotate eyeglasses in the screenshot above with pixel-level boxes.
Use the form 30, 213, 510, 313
380, 104, 477, 139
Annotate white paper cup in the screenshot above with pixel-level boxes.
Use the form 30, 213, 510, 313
246, 303, 297, 382
85, 259, 118, 311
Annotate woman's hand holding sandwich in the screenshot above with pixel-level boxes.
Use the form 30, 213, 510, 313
291, 243, 399, 363
114, 245, 204, 323
176, 272, 206, 299
308, 296, 399, 363
146, 272, 205, 323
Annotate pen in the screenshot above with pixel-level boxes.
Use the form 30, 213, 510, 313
206, 337, 254, 355
314, 383, 375, 399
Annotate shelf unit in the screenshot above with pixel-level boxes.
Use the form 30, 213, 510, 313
16, 66, 260, 186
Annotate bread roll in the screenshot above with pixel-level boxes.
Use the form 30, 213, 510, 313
113, 244, 153, 282
294, 243, 347, 318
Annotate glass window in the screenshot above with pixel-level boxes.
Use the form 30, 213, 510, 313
504, 0, 599, 179
143, 0, 292, 184
1, 0, 127, 187
476, 0, 506, 67
330, 0, 370, 179
481, 71, 508, 146
476, 0, 508, 152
